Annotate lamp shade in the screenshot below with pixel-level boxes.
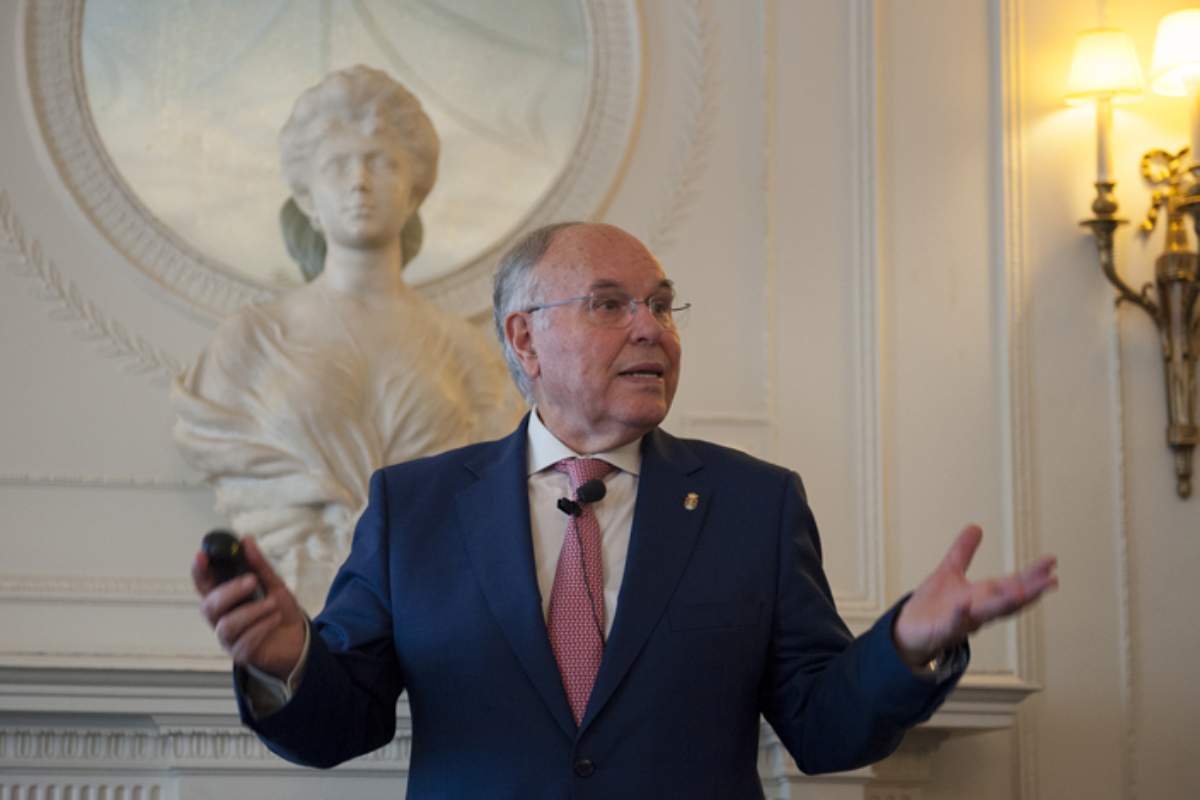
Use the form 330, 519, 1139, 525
1066, 28, 1145, 104
1150, 9, 1200, 95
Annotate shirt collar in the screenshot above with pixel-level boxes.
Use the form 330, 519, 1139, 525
526, 408, 643, 477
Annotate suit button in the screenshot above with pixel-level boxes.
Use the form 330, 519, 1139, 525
574, 758, 595, 777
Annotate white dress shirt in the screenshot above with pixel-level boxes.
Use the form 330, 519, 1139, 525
526, 408, 641, 637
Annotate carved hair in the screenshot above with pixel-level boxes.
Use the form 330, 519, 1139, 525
492, 221, 582, 402
279, 65, 439, 213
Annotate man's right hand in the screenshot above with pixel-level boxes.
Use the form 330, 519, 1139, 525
192, 535, 306, 680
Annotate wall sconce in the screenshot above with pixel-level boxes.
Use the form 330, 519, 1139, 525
1075, 14, 1200, 499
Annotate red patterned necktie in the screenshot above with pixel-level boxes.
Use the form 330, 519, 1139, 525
548, 457, 614, 725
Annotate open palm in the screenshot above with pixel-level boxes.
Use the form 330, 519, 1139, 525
892, 525, 1058, 666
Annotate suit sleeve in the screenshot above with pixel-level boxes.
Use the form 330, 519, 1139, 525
236, 469, 405, 769
759, 471, 967, 774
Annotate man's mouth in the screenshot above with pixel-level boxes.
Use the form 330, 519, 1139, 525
618, 364, 665, 379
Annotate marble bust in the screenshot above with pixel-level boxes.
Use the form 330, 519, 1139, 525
171, 66, 524, 612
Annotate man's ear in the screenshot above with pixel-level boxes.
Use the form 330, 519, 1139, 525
504, 312, 539, 381
293, 191, 322, 232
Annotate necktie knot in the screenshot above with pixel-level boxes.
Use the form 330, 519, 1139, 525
553, 457, 614, 492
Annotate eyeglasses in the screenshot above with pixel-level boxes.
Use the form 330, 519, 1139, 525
523, 290, 692, 330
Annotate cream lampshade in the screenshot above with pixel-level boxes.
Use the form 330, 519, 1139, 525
1066, 28, 1145, 103
1150, 9, 1200, 96
1150, 9, 1200, 168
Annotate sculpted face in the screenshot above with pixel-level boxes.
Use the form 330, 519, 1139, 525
302, 126, 416, 251
512, 224, 683, 452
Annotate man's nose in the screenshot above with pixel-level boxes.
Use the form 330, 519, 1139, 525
627, 301, 664, 342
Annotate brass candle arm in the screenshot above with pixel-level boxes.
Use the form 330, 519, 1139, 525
1081, 148, 1200, 498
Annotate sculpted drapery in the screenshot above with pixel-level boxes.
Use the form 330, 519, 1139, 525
171, 66, 523, 611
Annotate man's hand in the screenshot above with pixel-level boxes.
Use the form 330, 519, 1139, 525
893, 525, 1058, 668
192, 536, 306, 679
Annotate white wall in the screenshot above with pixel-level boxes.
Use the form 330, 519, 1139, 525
898, 1, 1200, 798
1, 0, 1197, 797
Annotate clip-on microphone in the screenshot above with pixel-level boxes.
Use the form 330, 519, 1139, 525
556, 478, 607, 517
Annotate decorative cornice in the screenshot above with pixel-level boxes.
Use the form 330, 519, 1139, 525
0, 191, 184, 382
23, 0, 643, 321
648, 0, 717, 255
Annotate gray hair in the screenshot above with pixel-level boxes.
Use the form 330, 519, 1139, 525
492, 221, 582, 402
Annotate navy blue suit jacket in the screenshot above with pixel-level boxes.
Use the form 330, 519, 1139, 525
241, 417, 964, 798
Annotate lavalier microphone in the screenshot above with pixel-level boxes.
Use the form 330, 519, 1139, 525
556, 478, 608, 517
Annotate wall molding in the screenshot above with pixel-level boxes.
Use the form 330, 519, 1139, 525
0, 473, 204, 489
1110, 303, 1139, 800
678, 412, 771, 461
0, 191, 184, 382
840, 0, 885, 618
0, 575, 194, 606
762, 0, 779, 473
994, 0, 1041, 797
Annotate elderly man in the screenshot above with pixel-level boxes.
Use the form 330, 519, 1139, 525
194, 222, 1057, 799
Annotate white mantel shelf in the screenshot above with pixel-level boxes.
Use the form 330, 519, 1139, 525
0, 665, 1037, 798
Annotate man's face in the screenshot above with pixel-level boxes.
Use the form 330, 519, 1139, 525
304, 127, 415, 251
518, 224, 682, 452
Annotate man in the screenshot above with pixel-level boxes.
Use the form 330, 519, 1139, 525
193, 222, 1057, 799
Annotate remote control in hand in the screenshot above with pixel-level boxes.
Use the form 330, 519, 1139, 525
201, 530, 263, 602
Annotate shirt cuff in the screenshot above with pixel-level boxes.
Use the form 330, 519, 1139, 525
240, 618, 311, 718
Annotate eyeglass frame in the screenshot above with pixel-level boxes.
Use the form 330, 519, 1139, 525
521, 289, 692, 330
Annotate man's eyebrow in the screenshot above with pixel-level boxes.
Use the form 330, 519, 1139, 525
587, 278, 675, 291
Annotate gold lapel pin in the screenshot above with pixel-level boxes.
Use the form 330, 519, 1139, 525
683, 492, 700, 511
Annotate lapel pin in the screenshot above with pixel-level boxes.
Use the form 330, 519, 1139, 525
683, 492, 700, 511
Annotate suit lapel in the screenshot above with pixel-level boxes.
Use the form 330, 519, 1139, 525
456, 416, 577, 739
580, 428, 710, 733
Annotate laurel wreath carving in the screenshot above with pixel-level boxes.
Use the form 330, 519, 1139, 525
0, 192, 184, 382
649, 0, 718, 253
